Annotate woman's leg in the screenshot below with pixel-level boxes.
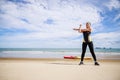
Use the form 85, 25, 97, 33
88, 42, 97, 61
81, 42, 87, 61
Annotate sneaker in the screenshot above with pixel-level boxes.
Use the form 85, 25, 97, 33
79, 61, 84, 65
95, 62, 100, 66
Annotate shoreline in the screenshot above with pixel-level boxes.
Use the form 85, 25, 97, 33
1, 51, 120, 60
0, 57, 120, 62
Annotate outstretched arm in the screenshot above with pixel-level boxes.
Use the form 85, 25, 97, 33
73, 27, 91, 33
73, 24, 82, 33
73, 28, 79, 31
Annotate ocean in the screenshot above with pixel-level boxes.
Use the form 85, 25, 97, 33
0, 48, 120, 59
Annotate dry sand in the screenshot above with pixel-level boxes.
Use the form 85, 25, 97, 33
0, 58, 120, 80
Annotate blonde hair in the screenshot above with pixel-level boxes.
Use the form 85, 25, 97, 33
86, 22, 91, 25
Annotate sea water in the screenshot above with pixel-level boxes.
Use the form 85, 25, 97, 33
0, 48, 120, 59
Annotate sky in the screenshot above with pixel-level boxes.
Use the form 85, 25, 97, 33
0, 0, 120, 48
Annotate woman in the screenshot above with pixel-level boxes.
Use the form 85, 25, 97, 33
73, 22, 99, 65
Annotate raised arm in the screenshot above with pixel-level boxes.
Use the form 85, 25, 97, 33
80, 28, 91, 32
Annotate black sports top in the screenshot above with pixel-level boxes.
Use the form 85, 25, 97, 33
83, 31, 92, 43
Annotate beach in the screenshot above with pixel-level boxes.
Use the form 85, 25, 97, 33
0, 58, 120, 80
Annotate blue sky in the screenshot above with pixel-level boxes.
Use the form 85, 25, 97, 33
0, 0, 120, 48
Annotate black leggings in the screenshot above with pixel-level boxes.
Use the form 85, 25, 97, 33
81, 42, 97, 61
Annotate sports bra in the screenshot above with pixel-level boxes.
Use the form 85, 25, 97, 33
83, 31, 92, 43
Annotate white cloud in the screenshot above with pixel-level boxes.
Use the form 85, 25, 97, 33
113, 13, 120, 22
0, 0, 102, 29
92, 31, 120, 48
105, 0, 120, 10
0, 0, 119, 48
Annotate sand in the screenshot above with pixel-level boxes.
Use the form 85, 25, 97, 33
0, 58, 120, 80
